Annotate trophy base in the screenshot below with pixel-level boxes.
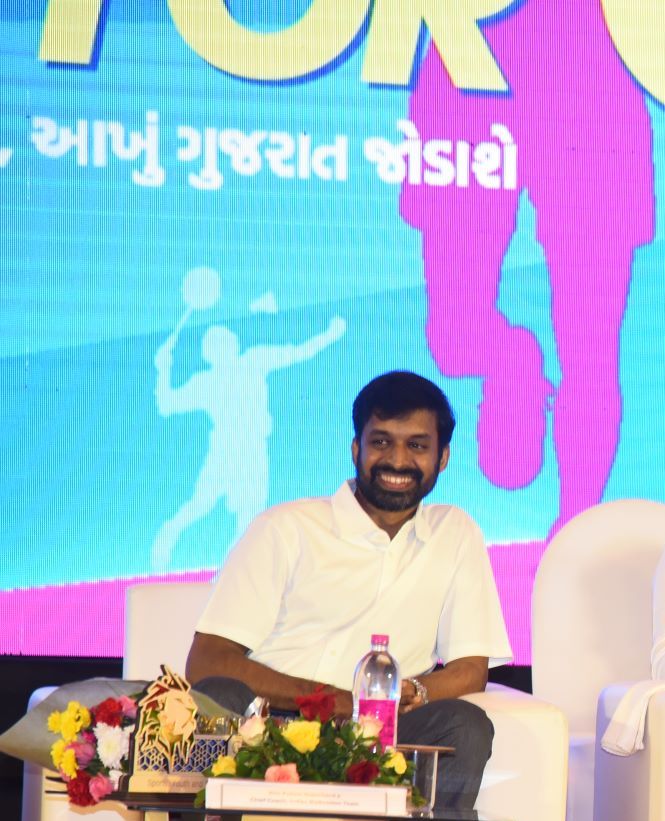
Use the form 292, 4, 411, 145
121, 770, 205, 794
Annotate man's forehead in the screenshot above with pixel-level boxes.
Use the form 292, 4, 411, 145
362, 409, 438, 436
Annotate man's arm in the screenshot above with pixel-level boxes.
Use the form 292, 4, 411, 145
400, 656, 488, 713
186, 631, 354, 717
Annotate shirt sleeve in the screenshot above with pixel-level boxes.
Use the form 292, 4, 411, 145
435, 513, 513, 668
195, 512, 290, 651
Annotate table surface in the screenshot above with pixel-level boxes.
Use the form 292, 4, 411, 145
127, 799, 508, 821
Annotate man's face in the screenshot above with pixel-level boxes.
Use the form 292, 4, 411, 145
352, 410, 449, 513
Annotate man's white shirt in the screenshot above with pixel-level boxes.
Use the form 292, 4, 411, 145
197, 481, 512, 691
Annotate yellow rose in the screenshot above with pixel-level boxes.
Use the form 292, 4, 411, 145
281, 720, 320, 754
50, 739, 66, 769
60, 747, 78, 779
211, 755, 237, 776
385, 750, 407, 775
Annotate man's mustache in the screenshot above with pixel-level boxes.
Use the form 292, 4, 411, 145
370, 464, 423, 484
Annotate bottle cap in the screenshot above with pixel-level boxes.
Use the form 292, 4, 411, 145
371, 633, 389, 644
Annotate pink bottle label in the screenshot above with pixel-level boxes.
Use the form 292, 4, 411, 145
358, 698, 397, 749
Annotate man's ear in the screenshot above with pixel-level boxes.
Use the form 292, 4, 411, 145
439, 445, 450, 473
351, 438, 359, 468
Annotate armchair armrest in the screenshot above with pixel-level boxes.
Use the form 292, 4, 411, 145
594, 682, 665, 821
461, 683, 568, 821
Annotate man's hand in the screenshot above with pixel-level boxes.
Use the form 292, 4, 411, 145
331, 688, 353, 719
399, 678, 426, 714
399, 657, 489, 713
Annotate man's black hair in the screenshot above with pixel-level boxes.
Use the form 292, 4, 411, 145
352, 371, 456, 454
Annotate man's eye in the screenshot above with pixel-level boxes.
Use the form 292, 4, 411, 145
371, 439, 388, 447
409, 442, 426, 450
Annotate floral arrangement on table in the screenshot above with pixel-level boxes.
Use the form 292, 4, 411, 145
47, 694, 138, 807
201, 686, 419, 806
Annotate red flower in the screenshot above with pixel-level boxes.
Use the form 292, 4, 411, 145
66, 770, 96, 807
91, 697, 124, 727
295, 685, 336, 723
346, 760, 380, 784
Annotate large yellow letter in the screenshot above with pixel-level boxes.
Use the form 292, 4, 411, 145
166, 0, 369, 80
601, 0, 665, 106
39, 0, 105, 64
363, 0, 519, 90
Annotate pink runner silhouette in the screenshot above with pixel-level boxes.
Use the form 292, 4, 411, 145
401, 1, 655, 536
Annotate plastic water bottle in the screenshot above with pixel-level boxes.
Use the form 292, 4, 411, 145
352, 633, 401, 750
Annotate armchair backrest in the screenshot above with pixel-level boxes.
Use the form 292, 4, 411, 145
653, 549, 665, 679
123, 581, 213, 680
532, 499, 665, 734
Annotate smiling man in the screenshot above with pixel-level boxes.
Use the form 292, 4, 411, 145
186, 370, 512, 810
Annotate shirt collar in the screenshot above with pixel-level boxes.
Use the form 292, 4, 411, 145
331, 480, 431, 545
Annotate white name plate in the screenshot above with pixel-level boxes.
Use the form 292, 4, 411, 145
206, 778, 408, 816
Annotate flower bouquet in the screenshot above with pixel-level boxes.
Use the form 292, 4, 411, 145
38, 667, 238, 807
47, 694, 138, 807
201, 687, 424, 814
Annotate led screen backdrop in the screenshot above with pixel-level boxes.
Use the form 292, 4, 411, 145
2, 1, 665, 663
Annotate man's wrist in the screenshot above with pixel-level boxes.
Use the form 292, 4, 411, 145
407, 677, 429, 705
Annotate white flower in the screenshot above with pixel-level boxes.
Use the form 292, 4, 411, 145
94, 723, 132, 770
238, 715, 266, 747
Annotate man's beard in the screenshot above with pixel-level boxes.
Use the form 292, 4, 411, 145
355, 462, 438, 512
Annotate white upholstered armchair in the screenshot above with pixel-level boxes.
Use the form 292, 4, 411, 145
531, 499, 665, 821
593, 542, 665, 821
124, 582, 569, 821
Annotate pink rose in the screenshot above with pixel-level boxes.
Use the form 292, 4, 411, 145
265, 763, 300, 783
68, 740, 96, 767
89, 773, 115, 803
118, 695, 137, 719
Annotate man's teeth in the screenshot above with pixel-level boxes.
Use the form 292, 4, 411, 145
379, 472, 413, 486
